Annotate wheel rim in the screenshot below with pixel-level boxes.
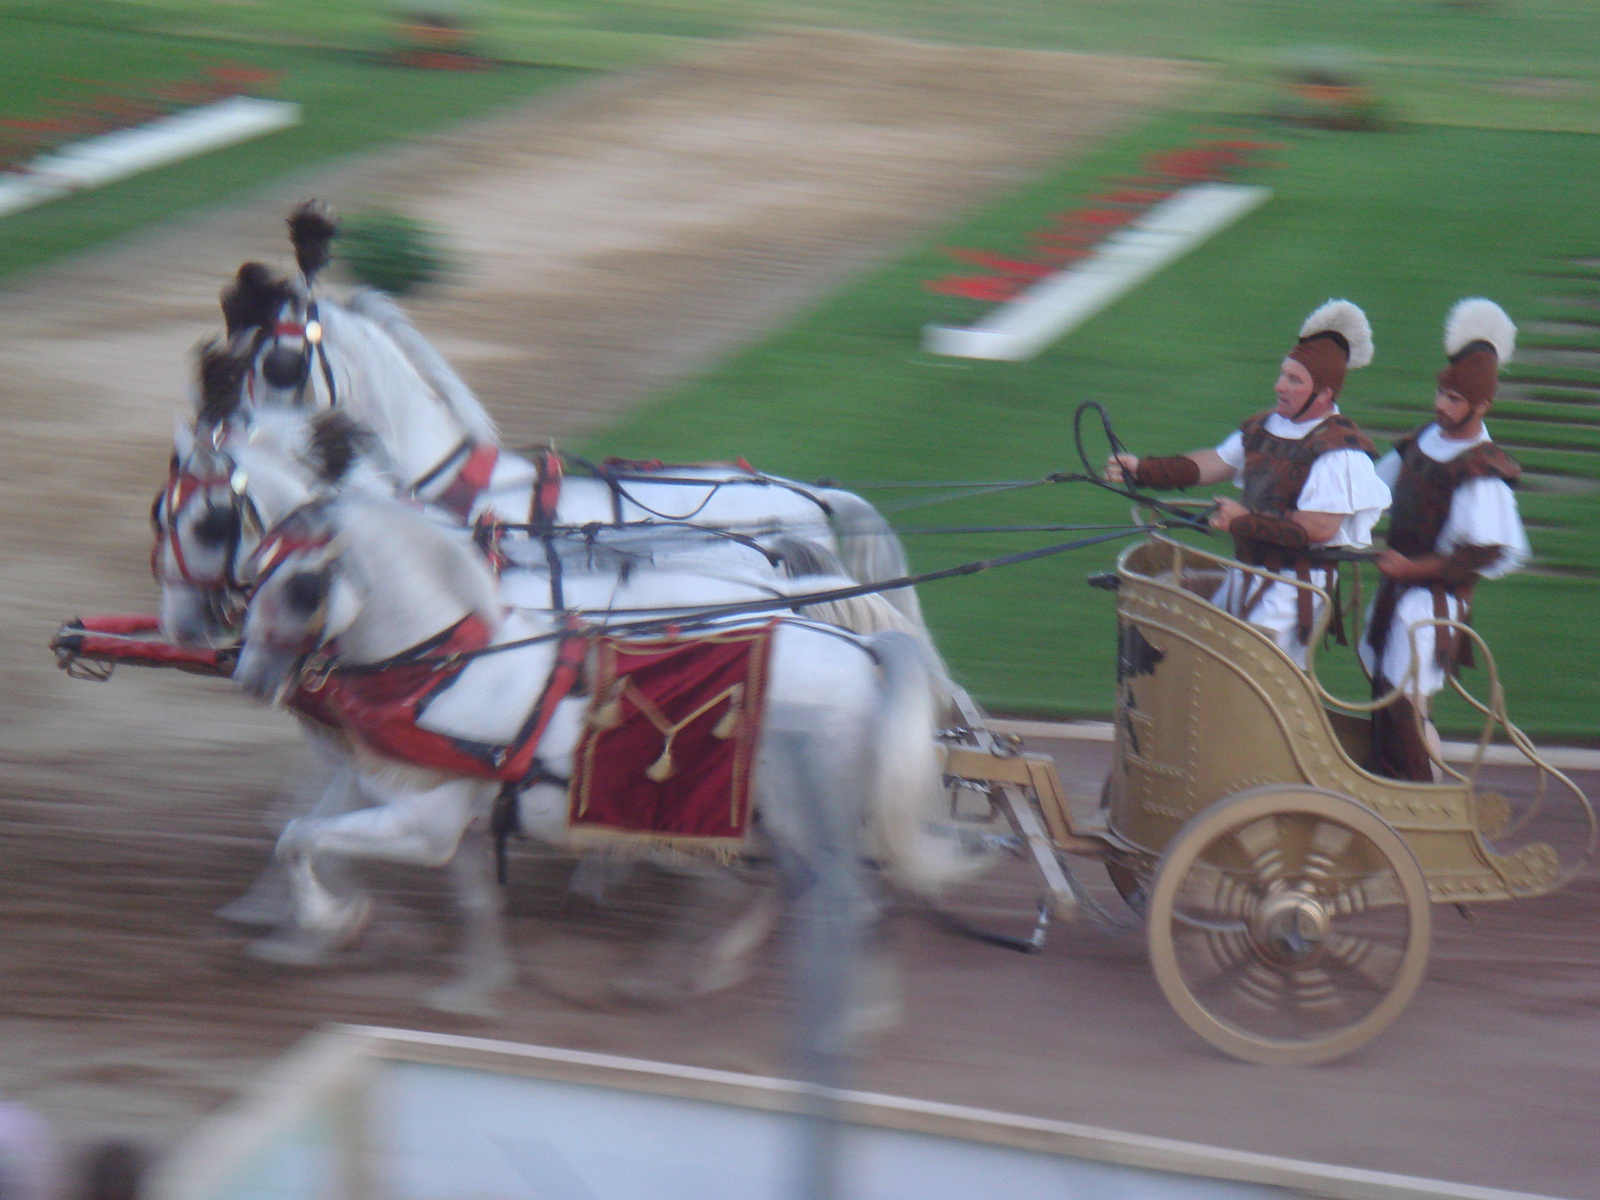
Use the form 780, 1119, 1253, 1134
1147, 788, 1431, 1066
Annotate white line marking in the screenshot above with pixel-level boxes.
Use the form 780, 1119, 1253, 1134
923, 183, 1272, 362
986, 718, 1600, 770
0, 97, 302, 219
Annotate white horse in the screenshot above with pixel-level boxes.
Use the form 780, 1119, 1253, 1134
228, 487, 977, 1014
154, 395, 949, 954
157, 402, 914, 651
220, 247, 925, 626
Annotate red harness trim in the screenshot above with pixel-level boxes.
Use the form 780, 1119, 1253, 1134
436, 442, 500, 522
249, 525, 333, 585
290, 614, 586, 783
530, 448, 564, 527
152, 465, 238, 587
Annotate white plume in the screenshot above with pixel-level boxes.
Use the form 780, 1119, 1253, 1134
1444, 297, 1516, 364
1299, 298, 1374, 369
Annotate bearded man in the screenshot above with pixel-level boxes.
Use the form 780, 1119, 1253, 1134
1106, 300, 1390, 668
1361, 298, 1528, 780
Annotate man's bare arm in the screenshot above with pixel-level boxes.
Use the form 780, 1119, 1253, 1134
1293, 510, 1345, 545
1187, 450, 1235, 486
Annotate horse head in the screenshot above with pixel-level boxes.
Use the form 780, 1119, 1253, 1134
220, 260, 325, 410
231, 500, 354, 703
157, 344, 339, 644
234, 488, 504, 705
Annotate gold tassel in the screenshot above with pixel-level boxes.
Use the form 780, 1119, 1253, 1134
590, 683, 624, 729
712, 685, 743, 740
646, 740, 676, 782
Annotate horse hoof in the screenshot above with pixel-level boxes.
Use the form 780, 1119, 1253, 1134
422, 983, 501, 1019
244, 896, 372, 966
304, 894, 373, 946
609, 971, 690, 1009
245, 929, 338, 967
214, 895, 291, 930
690, 953, 755, 997
843, 994, 903, 1040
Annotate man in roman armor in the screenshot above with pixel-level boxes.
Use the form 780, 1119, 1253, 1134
1106, 299, 1391, 668
1361, 298, 1528, 780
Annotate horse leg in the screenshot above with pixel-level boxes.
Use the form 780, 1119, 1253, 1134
761, 723, 883, 1200
692, 885, 781, 996
423, 824, 516, 1017
217, 724, 359, 929
249, 774, 492, 971
608, 859, 774, 1007
566, 855, 637, 906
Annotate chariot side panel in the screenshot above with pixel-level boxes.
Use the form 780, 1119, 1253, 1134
1106, 537, 1557, 902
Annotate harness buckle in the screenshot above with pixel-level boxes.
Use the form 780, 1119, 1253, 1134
298, 646, 336, 693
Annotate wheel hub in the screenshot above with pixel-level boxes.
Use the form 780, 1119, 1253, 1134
1250, 888, 1330, 963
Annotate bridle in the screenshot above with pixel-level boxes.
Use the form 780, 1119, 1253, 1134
150, 445, 267, 607
237, 501, 342, 681
246, 298, 338, 409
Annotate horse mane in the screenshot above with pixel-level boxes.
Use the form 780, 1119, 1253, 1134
287, 200, 339, 282
195, 338, 248, 425
344, 289, 501, 444
307, 411, 373, 484
220, 262, 297, 336
342, 491, 503, 635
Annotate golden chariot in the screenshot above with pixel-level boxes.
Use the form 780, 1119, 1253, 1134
943, 532, 1595, 1066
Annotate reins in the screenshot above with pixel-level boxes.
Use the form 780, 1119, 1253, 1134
559, 451, 835, 522
419, 521, 1165, 667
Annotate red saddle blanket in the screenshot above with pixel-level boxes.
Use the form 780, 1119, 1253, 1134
569, 623, 775, 854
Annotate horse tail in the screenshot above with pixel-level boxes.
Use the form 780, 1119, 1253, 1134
814, 489, 925, 632
769, 534, 955, 715
346, 289, 501, 445
768, 534, 843, 580
865, 631, 981, 898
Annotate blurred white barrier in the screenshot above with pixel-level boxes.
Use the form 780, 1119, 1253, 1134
0, 97, 301, 219
153, 1025, 1557, 1200
923, 183, 1271, 362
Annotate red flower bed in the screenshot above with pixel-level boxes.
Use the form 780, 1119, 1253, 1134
924, 131, 1280, 305
1, 63, 283, 175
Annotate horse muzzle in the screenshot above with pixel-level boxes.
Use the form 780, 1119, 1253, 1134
161, 587, 243, 648
233, 642, 303, 704
260, 344, 310, 391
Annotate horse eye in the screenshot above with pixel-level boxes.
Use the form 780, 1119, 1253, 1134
194, 504, 242, 547
150, 489, 167, 530
261, 345, 308, 388
282, 570, 328, 615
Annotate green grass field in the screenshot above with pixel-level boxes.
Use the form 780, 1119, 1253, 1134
5, 1, 1599, 735
582, 111, 1600, 738
6, 0, 1599, 276
0, 5, 584, 280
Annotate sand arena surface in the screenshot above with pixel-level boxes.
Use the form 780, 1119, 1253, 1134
2, 31, 1598, 1198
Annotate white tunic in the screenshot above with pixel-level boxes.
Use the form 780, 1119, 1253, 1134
1211, 409, 1392, 669
1358, 423, 1528, 696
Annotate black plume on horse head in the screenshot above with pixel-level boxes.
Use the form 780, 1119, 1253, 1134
195, 337, 249, 425
288, 200, 339, 282
308, 411, 372, 484
220, 262, 297, 337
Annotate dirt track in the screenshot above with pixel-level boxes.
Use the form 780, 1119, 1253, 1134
2, 29, 1598, 1200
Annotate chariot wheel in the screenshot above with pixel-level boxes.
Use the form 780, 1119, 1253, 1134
1146, 786, 1431, 1066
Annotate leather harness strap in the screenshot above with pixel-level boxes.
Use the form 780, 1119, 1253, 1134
433, 442, 501, 522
